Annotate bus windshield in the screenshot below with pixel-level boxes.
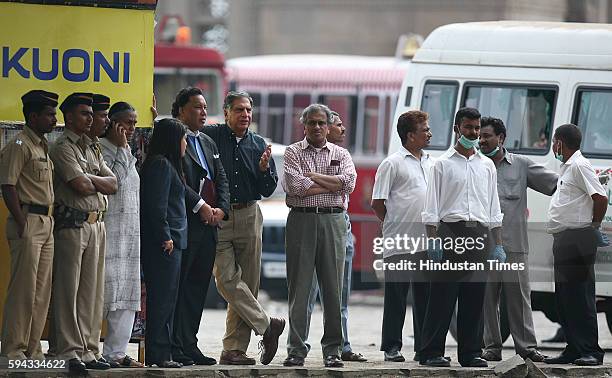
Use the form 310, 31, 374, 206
154, 70, 222, 119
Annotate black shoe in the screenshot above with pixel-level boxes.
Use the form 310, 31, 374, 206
481, 350, 502, 361
542, 327, 565, 343
324, 355, 344, 368
384, 347, 405, 362
544, 352, 578, 364
99, 356, 120, 368
84, 359, 111, 370
190, 354, 217, 366
172, 353, 194, 366
524, 350, 547, 363
574, 355, 603, 366
151, 360, 182, 368
283, 355, 305, 366
461, 357, 488, 367
421, 356, 451, 367
68, 358, 87, 373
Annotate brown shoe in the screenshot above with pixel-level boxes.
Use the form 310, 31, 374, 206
259, 317, 286, 365
219, 350, 256, 365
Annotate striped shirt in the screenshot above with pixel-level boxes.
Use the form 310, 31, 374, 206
283, 138, 356, 209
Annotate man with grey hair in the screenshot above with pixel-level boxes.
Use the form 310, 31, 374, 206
202, 90, 285, 366
283, 104, 357, 367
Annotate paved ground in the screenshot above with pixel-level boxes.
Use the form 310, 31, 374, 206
3, 290, 612, 376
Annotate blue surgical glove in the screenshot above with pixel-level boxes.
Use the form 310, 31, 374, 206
427, 245, 443, 263
595, 229, 610, 248
490, 245, 506, 263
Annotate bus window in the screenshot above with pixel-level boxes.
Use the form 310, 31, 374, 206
268, 93, 286, 145
573, 87, 612, 158
362, 96, 380, 154
251, 92, 262, 132
420, 81, 458, 149
463, 84, 556, 154
153, 71, 180, 116
383, 95, 397, 155
318, 94, 358, 152
153, 70, 221, 118
291, 94, 311, 143
182, 72, 221, 117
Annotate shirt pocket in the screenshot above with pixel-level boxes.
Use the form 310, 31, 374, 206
32, 159, 51, 182
501, 179, 522, 201
325, 164, 340, 176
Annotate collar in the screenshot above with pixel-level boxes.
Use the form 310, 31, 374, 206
500, 148, 513, 165
99, 137, 119, 152
23, 125, 45, 146
563, 150, 582, 166
446, 146, 482, 161
299, 137, 330, 151
186, 129, 200, 138
64, 128, 84, 144
224, 123, 249, 139
399, 145, 429, 161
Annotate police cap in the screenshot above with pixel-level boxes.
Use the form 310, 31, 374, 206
92, 94, 111, 112
21, 90, 59, 108
59, 92, 94, 113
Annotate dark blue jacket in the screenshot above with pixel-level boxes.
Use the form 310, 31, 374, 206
140, 156, 188, 250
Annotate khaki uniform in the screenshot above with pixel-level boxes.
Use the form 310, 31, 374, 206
86, 136, 107, 360
0, 126, 54, 360
49, 129, 113, 361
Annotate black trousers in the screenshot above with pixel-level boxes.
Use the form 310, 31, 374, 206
172, 227, 217, 356
553, 227, 604, 361
419, 221, 489, 365
380, 253, 428, 354
142, 244, 182, 364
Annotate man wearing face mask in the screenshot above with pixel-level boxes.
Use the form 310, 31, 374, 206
544, 124, 609, 366
420, 107, 504, 368
478, 117, 557, 362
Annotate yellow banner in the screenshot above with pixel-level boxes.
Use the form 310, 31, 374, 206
0, 3, 154, 126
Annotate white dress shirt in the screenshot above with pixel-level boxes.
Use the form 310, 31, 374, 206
547, 150, 607, 233
422, 147, 503, 228
372, 146, 433, 257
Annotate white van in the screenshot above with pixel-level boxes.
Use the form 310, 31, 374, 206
391, 21, 612, 333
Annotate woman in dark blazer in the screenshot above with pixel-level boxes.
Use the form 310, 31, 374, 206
140, 118, 188, 368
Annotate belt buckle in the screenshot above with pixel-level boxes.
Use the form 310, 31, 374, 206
465, 221, 478, 228
86, 211, 98, 224
47, 206, 53, 217
314, 207, 322, 214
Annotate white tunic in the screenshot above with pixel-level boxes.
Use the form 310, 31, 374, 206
100, 137, 141, 312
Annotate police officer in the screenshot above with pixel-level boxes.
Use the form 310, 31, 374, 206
84, 94, 114, 366
0, 90, 57, 360
49, 92, 117, 372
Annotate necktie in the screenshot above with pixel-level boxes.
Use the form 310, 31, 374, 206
188, 135, 216, 206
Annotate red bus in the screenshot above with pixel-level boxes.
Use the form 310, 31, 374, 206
153, 15, 227, 122
228, 54, 409, 286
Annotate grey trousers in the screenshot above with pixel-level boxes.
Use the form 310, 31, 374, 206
483, 252, 538, 357
286, 210, 346, 358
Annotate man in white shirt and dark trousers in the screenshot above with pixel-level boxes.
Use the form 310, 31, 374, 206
420, 107, 505, 368
544, 124, 609, 366
371, 110, 433, 363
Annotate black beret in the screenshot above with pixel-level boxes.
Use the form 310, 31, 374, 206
21, 90, 59, 107
59, 92, 93, 113
92, 94, 111, 112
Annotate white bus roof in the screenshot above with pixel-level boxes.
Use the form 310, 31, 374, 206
413, 21, 612, 70
227, 54, 409, 91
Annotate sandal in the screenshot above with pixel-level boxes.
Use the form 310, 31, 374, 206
118, 355, 145, 368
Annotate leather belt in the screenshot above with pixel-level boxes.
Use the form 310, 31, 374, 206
230, 201, 256, 210
291, 206, 344, 214
22, 203, 53, 216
